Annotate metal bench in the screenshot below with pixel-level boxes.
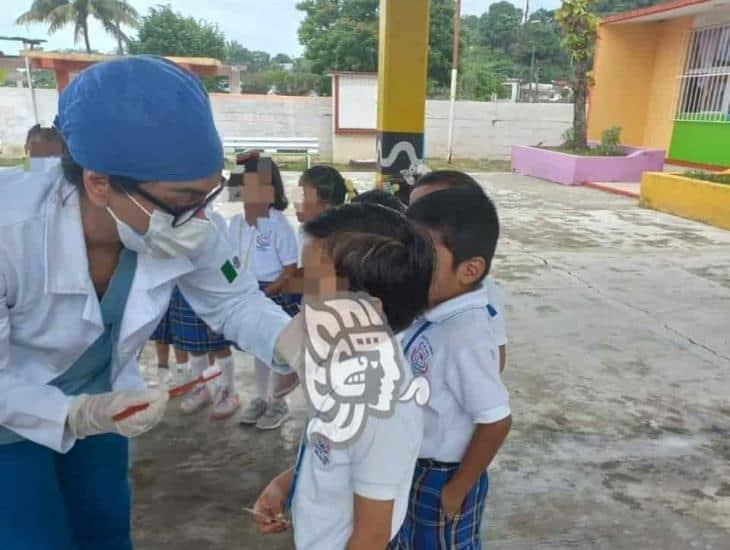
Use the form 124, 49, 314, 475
222, 137, 319, 168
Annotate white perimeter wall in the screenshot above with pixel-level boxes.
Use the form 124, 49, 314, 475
0, 87, 572, 161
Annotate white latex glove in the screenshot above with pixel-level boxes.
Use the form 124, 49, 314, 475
67, 389, 169, 440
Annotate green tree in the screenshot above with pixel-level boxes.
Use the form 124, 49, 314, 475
272, 53, 293, 65
297, 0, 379, 94
516, 9, 570, 82
428, 0, 456, 89
592, 0, 662, 15
225, 41, 271, 72
556, 0, 599, 149
479, 1, 523, 53
297, 0, 457, 94
128, 5, 226, 61
16, 0, 139, 54
460, 47, 512, 100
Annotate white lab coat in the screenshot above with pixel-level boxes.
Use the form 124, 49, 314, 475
0, 165, 290, 453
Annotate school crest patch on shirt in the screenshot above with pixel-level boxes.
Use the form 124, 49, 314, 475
256, 231, 271, 251
409, 337, 433, 375
312, 434, 331, 467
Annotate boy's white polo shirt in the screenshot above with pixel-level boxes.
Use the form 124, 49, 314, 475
291, 369, 423, 549
403, 283, 511, 463
227, 209, 298, 282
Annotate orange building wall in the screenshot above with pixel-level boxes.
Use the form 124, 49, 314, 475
588, 22, 662, 146
643, 17, 693, 149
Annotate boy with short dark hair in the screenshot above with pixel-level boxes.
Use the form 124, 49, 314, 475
390, 186, 512, 549
410, 170, 508, 372
253, 203, 433, 549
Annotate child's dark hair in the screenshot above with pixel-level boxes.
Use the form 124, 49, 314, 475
26, 124, 63, 148
303, 203, 433, 333
413, 170, 484, 195
300, 165, 356, 206
407, 187, 499, 284
351, 189, 406, 213
243, 156, 288, 210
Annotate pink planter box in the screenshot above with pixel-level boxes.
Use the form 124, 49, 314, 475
511, 145, 665, 185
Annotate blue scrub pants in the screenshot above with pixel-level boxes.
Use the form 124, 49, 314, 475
0, 434, 132, 550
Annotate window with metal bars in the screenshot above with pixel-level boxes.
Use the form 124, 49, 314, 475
676, 24, 730, 122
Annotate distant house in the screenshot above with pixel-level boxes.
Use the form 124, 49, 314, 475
589, 0, 730, 168
0, 54, 25, 86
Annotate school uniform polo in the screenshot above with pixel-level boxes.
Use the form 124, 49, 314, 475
291, 368, 423, 549
227, 209, 298, 283
390, 283, 510, 549
403, 283, 511, 463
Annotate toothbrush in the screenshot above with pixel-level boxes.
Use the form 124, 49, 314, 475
242, 507, 290, 525
112, 365, 222, 422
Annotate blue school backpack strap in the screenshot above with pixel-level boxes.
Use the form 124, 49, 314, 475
401, 305, 495, 358
285, 421, 309, 514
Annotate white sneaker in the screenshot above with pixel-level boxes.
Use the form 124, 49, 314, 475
180, 385, 212, 415
239, 398, 268, 425
211, 387, 241, 420
256, 400, 289, 430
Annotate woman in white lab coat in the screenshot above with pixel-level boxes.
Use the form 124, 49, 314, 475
0, 55, 293, 549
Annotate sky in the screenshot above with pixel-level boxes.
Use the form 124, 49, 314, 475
1, 0, 561, 57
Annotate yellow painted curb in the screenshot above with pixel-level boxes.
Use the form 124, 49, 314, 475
640, 172, 730, 230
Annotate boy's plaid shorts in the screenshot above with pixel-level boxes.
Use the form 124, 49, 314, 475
389, 459, 489, 550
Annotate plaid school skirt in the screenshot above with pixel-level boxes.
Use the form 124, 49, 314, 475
150, 287, 231, 353
389, 459, 489, 550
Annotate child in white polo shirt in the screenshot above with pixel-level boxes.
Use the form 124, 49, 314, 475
253, 203, 434, 549
409, 170, 508, 372
390, 185, 512, 549
228, 155, 301, 430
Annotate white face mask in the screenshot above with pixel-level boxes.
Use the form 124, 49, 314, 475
107, 192, 214, 259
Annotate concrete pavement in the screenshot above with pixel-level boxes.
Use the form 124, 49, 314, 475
132, 173, 730, 549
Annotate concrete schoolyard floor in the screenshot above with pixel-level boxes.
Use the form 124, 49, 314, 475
131, 173, 730, 549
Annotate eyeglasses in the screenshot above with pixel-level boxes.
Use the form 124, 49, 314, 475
111, 177, 226, 227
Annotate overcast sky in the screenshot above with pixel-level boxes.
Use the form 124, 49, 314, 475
1, 0, 560, 57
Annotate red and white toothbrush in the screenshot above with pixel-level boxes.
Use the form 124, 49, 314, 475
112, 365, 222, 422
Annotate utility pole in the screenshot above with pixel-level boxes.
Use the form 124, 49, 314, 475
529, 44, 536, 103
446, 0, 462, 163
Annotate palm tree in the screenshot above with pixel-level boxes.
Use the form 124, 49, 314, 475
16, 0, 139, 54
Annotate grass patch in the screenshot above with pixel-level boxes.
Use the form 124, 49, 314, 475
0, 158, 24, 167
683, 170, 730, 185
225, 154, 510, 173
542, 146, 627, 157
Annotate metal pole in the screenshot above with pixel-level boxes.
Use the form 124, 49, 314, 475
447, 0, 461, 164
529, 45, 535, 103
24, 53, 39, 125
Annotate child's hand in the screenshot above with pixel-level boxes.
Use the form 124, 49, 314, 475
252, 476, 290, 534
440, 481, 465, 520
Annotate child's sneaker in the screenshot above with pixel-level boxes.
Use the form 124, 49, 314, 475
211, 387, 241, 420
239, 398, 268, 425
256, 400, 289, 430
180, 385, 212, 414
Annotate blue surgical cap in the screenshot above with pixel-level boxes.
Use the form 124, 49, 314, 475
56, 55, 223, 182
